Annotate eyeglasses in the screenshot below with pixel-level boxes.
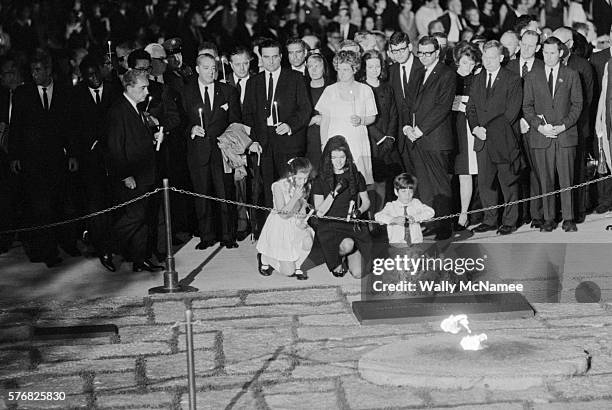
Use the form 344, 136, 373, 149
389, 45, 409, 54
135, 66, 153, 72
416, 50, 436, 57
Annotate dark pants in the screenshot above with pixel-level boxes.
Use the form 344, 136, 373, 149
189, 152, 236, 242
520, 134, 543, 221
82, 154, 114, 255
235, 176, 249, 233
477, 147, 520, 227
113, 182, 154, 264
408, 146, 453, 233
597, 178, 612, 208
533, 142, 576, 222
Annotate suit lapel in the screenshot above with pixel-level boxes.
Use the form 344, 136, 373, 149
209, 82, 223, 124
553, 65, 566, 100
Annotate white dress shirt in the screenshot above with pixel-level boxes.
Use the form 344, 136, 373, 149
485, 67, 501, 87
123, 92, 141, 116
37, 82, 53, 109
519, 57, 536, 77
545, 63, 560, 96
423, 63, 436, 84
88, 84, 104, 104
375, 199, 435, 245
399, 54, 414, 98
198, 79, 215, 109
264, 67, 281, 126
233, 74, 249, 104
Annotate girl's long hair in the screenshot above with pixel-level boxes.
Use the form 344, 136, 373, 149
318, 135, 360, 198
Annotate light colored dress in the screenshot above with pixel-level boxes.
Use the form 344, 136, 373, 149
316, 82, 378, 185
256, 179, 314, 267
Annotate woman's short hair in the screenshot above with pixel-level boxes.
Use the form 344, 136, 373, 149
333, 50, 361, 72
360, 49, 387, 81
452, 41, 482, 65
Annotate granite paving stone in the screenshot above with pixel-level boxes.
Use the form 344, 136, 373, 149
265, 391, 340, 409
245, 288, 341, 304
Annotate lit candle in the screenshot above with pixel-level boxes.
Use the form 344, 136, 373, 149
274, 101, 279, 125
156, 126, 164, 152
107, 40, 112, 56
198, 108, 204, 128
221, 56, 226, 82
412, 113, 415, 128
350, 89, 355, 115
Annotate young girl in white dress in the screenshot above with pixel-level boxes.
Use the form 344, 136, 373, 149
256, 157, 314, 280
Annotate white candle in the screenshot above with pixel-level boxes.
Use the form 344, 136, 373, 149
350, 89, 355, 115
107, 40, 112, 56
221, 56, 226, 81
198, 108, 204, 128
412, 113, 415, 128
156, 126, 164, 151
274, 101, 279, 125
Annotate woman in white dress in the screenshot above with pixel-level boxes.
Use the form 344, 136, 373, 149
316, 50, 378, 185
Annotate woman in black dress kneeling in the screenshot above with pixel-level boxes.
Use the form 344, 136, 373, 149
312, 135, 372, 278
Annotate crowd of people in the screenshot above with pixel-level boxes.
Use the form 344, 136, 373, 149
0, 0, 611, 279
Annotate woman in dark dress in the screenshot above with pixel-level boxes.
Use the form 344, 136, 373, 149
360, 49, 400, 225
313, 136, 371, 279
452, 42, 481, 229
305, 52, 330, 173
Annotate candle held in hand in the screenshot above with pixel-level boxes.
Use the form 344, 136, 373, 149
198, 108, 204, 128
107, 40, 112, 56
274, 101, 279, 125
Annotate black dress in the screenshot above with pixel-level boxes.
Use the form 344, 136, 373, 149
306, 85, 325, 172
312, 169, 372, 271
366, 82, 401, 182
453, 73, 477, 175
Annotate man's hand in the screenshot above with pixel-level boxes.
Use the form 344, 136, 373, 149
403, 126, 417, 142
191, 125, 206, 139
472, 126, 487, 141
10, 160, 21, 174
123, 176, 136, 190
538, 124, 556, 137
68, 157, 79, 172
275, 122, 291, 135
349, 115, 362, 127
248, 142, 262, 154
519, 118, 530, 134
309, 114, 322, 126
154, 128, 164, 147
552, 124, 566, 135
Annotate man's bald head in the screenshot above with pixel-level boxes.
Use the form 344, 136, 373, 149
552, 27, 573, 49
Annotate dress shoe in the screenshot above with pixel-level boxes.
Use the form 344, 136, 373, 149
471, 223, 497, 233
530, 219, 544, 229
257, 253, 273, 276
497, 225, 516, 235
562, 220, 578, 232
236, 229, 251, 242
61, 244, 81, 257
44, 256, 63, 268
540, 220, 557, 232
435, 230, 453, 241
133, 259, 164, 272
221, 240, 239, 249
99, 254, 116, 272
295, 269, 308, 280
595, 204, 611, 214
421, 227, 437, 237
195, 240, 217, 250
574, 214, 586, 224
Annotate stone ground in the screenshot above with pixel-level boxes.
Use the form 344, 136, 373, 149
1, 214, 612, 409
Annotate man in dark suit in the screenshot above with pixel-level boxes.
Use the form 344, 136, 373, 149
72, 55, 122, 271
8, 51, 78, 267
438, 0, 465, 45
106, 69, 165, 272
404, 36, 455, 240
178, 10, 210, 69
523, 37, 584, 232
468, 40, 524, 235
182, 53, 241, 250
233, 7, 260, 49
506, 30, 545, 228
242, 39, 312, 236
388, 32, 424, 175
338, 8, 358, 41
162, 38, 196, 96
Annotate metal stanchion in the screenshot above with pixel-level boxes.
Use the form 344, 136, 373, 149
149, 179, 198, 294
185, 309, 197, 410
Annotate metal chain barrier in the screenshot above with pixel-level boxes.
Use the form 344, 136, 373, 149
0, 188, 164, 235
170, 173, 612, 225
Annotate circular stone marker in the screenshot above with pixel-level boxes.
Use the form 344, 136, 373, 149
358, 333, 589, 390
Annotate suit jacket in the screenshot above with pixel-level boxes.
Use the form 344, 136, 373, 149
242, 68, 312, 152
367, 82, 398, 154
389, 56, 424, 153
138, 80, 181, 133
106, 95, 156, 186
409, 62, 456, 151
340, 24, 358, 41
466, 67, 523, 167
523, 64, 583, 149
438, 12, 466, 39
181, 79, 241, 169
8, 82, 72, 167
71, 81, 122, 159
506, 58, 545, 79
590, 48, 611, 86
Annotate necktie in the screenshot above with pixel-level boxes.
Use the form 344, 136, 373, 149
42, 87, 49, 110
267, 73, 273, 117
404, 206, 411, 244
402, 66, 408, 99
521, 62, 528, 78
486, 73, 492, 98
94, 89, 101, 104
548, 68, 554, 96
237, 78, 242, 98
204, 86, 212, 119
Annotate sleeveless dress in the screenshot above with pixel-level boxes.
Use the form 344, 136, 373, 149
316, 82, 378, 184
256, 179, 314, 264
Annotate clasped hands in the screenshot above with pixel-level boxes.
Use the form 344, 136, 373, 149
538, 123, 565, 138
403, 125, 423, 142
350, 115, 363, 127
392, 215, 416, 225
472, 126, 487, 141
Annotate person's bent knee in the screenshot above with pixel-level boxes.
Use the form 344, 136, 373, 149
339, 238, 354, 255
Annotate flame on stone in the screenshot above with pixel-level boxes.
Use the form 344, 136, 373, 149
440, 314, 471, 334
460, 333, 488, 351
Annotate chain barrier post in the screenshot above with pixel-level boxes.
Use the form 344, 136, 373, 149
185, 309, 197, 410
149, 179, 198, 294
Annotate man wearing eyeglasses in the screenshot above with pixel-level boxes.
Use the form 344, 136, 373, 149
553, 27, 595, 225
405, 36, 456, 240
388, 32, 423, 175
